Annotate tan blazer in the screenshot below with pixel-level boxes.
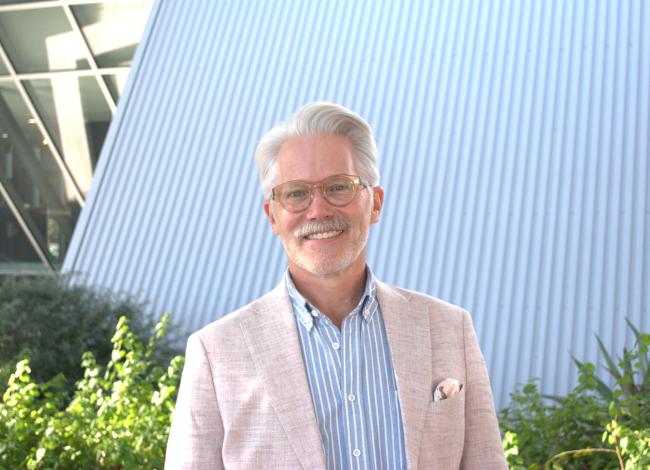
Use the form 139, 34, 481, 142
165, 280, 507, 469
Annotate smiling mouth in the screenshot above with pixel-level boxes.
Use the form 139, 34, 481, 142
304, 230, 344, 240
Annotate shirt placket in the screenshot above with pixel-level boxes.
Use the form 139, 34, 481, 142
341, 311, 368, 470
316, 315, 346, 469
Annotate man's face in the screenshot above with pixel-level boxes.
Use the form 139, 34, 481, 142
263, 134, 383, 278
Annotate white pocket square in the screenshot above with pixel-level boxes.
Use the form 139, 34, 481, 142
433, 378, 463, 402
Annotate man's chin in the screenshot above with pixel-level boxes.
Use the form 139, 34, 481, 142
284, 240, 365, 277
290, 255, 353, 277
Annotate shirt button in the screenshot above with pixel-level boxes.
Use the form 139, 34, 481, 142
332, 342, 340, 350
353, 449, 361, 457
348, 393, 356, 402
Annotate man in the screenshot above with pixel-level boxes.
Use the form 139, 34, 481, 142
165, 102, 507, 469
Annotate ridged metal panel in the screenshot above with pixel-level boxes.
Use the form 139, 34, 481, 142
63, 0, 650, 409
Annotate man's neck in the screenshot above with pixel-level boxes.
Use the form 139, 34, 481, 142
288, 262, 367, 329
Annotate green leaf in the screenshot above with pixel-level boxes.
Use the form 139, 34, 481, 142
594, 379, 614, 401
595, 335, 622, 380
625, 318, 641, 341
540, 393, 563, 404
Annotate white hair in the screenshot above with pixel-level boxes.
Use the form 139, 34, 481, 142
254, 102, 380, 198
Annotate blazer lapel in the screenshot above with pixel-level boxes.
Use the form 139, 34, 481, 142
239, 282, 326, 469
377, 282, 432, 469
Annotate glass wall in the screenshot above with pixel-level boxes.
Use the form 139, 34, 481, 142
0, 0, 152, 275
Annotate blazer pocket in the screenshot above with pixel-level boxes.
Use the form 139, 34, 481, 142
420, 387, 466, 468
429, 386, 465, 415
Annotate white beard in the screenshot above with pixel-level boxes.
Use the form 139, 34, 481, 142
283, 225, 369, 276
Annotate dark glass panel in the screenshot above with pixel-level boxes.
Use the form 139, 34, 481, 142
0, 82, 80, 268
23, 76, 112, 183
0, 192, 49, 274
0, 7, 89, 73
102, 71, 130, 102
72, 2, 153, 68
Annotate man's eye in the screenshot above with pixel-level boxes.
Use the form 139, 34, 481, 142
286, 189, 307, 199
328, 184, 350, 193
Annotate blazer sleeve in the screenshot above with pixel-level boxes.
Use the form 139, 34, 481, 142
165, 333, 225, 470
460, 311, 508, 469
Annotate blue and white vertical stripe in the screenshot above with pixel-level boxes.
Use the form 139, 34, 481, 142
286, 269, 407, 470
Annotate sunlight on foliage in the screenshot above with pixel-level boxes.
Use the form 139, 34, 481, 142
0, 313, 183, 469
500, 320, 650, 469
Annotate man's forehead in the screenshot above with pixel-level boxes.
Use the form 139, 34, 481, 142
277, 133, 353, 154
275, 134, 357, 181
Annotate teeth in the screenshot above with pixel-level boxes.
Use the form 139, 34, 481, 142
306, 230, 343, 240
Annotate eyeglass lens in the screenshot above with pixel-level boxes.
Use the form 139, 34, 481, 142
277, 175, 358, 211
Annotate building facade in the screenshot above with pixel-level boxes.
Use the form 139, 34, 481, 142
60, 0, 650, 410
0, 0, 152, 276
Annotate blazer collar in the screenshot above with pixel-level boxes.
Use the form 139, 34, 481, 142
239, 281, 326, 469
376, 281, 433, 469
239, 280, 433, 470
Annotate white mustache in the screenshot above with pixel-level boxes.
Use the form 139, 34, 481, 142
294, 218, 351, 238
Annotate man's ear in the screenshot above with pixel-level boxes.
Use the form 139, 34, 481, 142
370, 186, 384, 224
263, 199, 281, 235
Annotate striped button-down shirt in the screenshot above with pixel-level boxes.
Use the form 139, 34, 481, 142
286, 269, 407, 470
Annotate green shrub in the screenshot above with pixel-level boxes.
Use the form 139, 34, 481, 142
0, 313, 184, 469
0, 274, 179, 394
500, 320, 650, 469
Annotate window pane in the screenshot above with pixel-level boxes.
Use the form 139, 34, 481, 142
103, 71, 130, 102
0, 195, 48, 274
0, 7, 89, 73
0, 82, 80, 267
73, 1, 153, 68
0, 58, 7, 75
23, 76, 112, 190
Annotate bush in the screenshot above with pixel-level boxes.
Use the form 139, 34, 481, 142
0, 274, 178, 394
500, 320, 650, 469
0, 313, 183, 469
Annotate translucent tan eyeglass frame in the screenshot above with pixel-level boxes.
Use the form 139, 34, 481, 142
270, 174, 370, 212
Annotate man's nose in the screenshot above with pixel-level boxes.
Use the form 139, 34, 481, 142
305, 187, 334, 219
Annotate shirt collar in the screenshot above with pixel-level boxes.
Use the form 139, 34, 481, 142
286, 267, 378, 332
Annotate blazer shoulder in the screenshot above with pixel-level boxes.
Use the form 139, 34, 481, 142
380, 282, 468, 317
193, 284, 284, 341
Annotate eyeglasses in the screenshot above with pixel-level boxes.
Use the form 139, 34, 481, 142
271, 174, 369, 213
